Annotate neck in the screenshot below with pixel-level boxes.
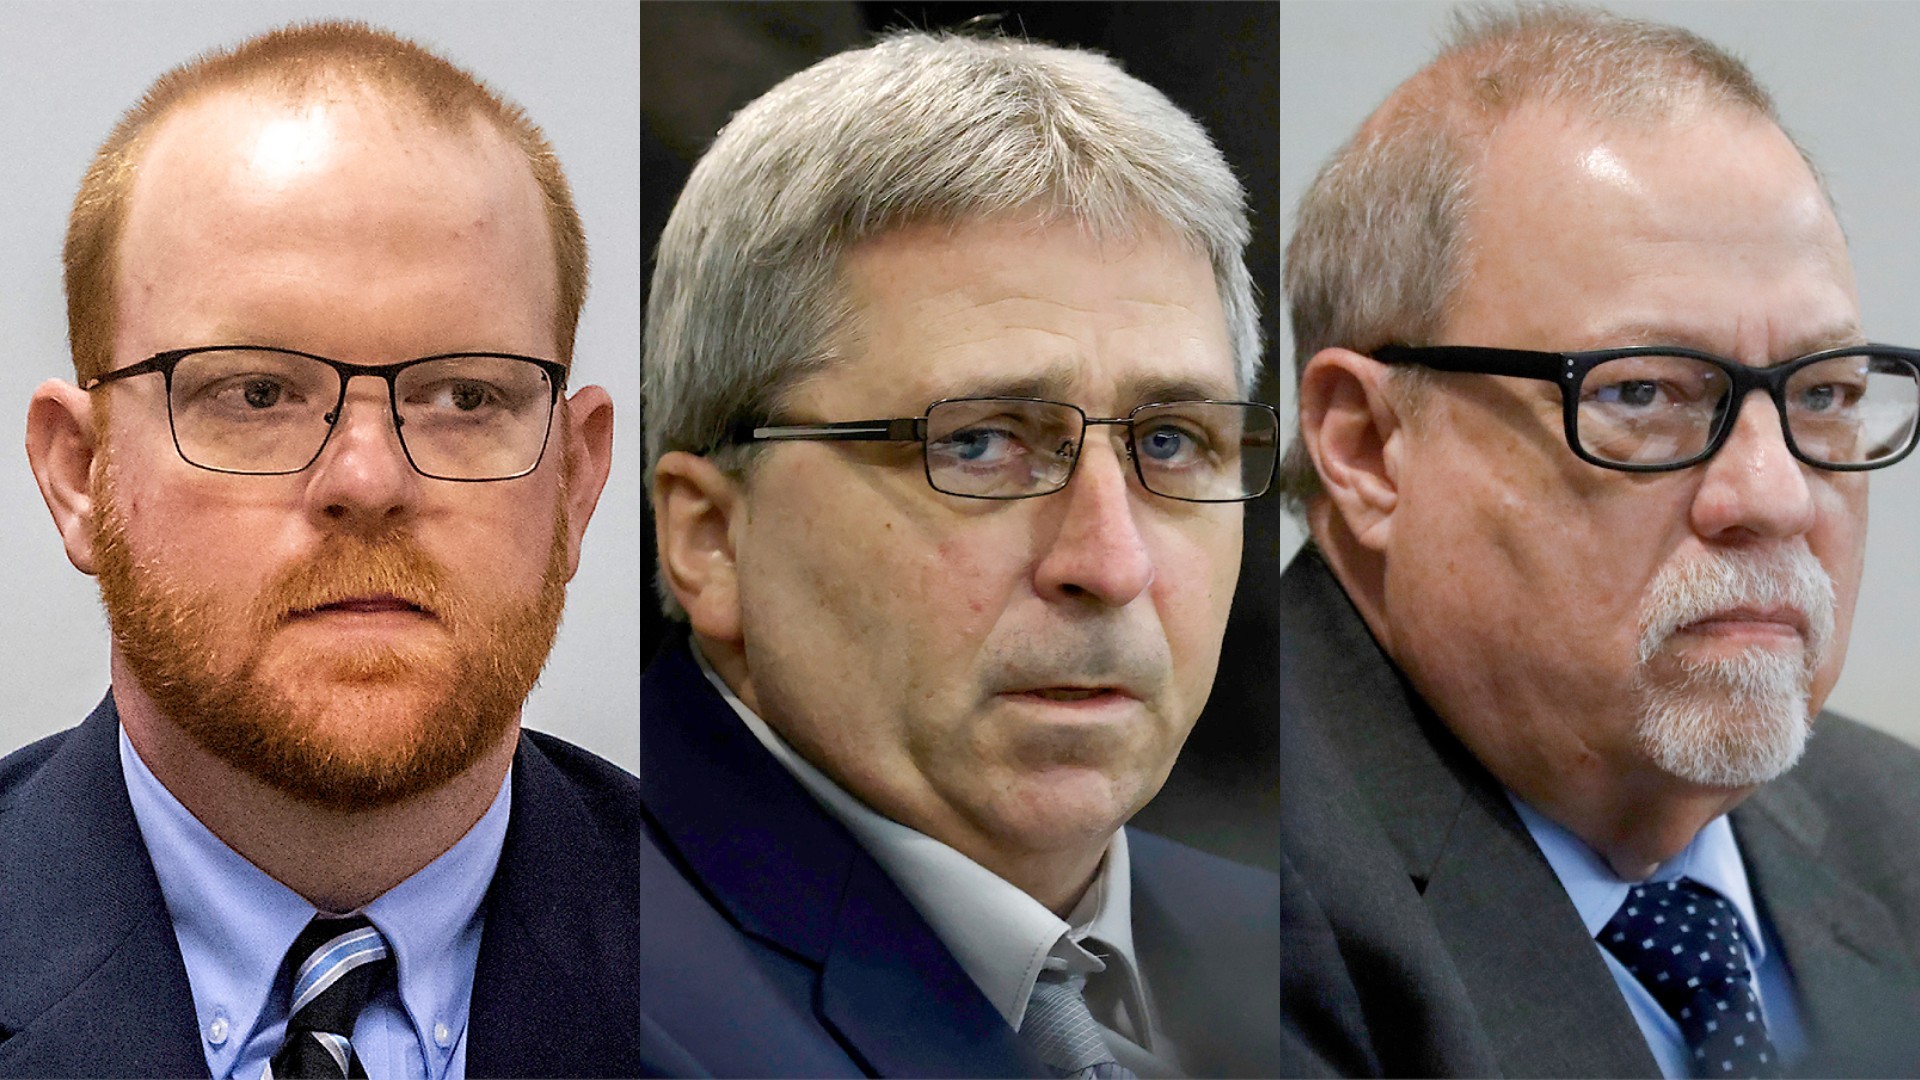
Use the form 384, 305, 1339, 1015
1509, 769, 1749, 881
698, 631, 1106, 917
111, 654, 517, 912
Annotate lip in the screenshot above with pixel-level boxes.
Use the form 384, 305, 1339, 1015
996, 686, 1144, 712
286, 594, 435, 620
1675, 606, 1807, 641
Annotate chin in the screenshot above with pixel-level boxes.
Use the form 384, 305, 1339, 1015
983, 764, 1150, 852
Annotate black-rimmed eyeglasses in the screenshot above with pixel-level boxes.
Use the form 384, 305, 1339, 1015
83, 346, 568, 482
730, 396, 1280, 502
1375, 344, 1920, 472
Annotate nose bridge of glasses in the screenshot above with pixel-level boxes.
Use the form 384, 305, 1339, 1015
325, 368, 401, 424
319, 370, 409, 454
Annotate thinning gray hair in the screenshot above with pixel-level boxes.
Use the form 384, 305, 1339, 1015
646, 30, 1260, 620
1280, 2, 1821, 512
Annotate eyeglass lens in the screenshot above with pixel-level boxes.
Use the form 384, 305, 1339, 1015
1577, 352, 1920, 467
167, 349, 556, 479
922, 398, 1278, 500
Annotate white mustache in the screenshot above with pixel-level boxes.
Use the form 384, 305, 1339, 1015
1636, 543, 1836, 665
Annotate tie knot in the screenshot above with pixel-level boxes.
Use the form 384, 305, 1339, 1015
1604, 879, 1748, 1001
271, 914, 394, 1079
1023, 972, 1137, 1080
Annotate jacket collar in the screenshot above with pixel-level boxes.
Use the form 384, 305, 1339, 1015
641, 643, 1043, 1076
465, 728, 643, 1075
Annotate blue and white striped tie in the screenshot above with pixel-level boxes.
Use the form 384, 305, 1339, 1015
266, 915, 393, 1079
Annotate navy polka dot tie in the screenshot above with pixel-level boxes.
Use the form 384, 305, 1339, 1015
1599, 879, 1780, 1078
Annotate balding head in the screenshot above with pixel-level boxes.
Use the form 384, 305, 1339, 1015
66, 20, 587, 387
1280, 2, 1817, 509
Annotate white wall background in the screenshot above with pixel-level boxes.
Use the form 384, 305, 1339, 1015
1282, 1, 1920, 746
0, 1, 639, 772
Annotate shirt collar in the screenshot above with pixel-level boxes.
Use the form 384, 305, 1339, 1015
120, 723, 510, 1075
690, 644, 1154, 1040
1508, 792, 1767, 964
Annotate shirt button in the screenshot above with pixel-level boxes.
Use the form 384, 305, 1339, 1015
434, 1020, 452, 1048
207, 1012, 230, 1046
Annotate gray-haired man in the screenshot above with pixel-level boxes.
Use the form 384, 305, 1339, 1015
1282, 5, 1920, 1075
641, 30, 1278, 1078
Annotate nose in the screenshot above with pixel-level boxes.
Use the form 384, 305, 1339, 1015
1031, 434, 1155, 606
1689, 390, 1817, 542
303, 377, 420, 531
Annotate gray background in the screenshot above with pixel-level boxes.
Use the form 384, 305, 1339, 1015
0, 1, 640, 772
1282, 1, 1920, 746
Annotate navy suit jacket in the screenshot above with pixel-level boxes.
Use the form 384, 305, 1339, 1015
0, 693, 642, 1077
638, 643, 1281, 1078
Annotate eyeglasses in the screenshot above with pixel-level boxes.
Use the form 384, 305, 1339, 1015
83, 346, 568, 481
731, 396, 1280, 502
1375, 344, 1920, 472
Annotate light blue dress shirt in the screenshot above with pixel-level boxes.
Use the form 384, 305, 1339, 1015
120, 725, 511, 1080
1510, 795, 1806, 1078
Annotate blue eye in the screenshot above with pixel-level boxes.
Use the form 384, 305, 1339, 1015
944, 427, 1009, 462
1139, 424, 1198, 463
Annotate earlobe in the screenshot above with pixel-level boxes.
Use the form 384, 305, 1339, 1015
651, 451, 744, 644
1298, 348, 1407, 552
25, 380, 102, 575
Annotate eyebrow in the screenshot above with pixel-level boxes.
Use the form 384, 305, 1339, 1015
1578, 322, 1868, 360
919, 362, 1241, 412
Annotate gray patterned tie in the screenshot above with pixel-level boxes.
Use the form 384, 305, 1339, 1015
1022, 970, 1138, 1080
266, 914, 394, 1079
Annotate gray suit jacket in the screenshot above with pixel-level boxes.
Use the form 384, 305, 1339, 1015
1281, 547, 1920, 1077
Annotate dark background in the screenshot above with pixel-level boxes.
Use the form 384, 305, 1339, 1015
641, 1, 1278, 870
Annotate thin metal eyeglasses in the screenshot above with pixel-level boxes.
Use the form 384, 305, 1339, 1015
1375, 343, 1920, 472
83, 346, 569, 482
729, 396, 1281, 502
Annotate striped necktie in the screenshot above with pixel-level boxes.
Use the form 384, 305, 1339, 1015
267, 914, 394, 1079
1022, 970, 1139, 1080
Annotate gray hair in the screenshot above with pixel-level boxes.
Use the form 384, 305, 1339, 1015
1280, 2, 1810, 512
646, 30, 1260, 619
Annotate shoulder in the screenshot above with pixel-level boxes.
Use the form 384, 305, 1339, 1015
0, 728, 76, 815
1747, 712, 1920, 873
518, 728, 641, 827
1128, 827, 1278, 909
1793, 711, 1920, 808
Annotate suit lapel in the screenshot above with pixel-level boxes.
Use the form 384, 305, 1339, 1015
0, 695, 206, 1077
641, 647, 1041, 1078
1286, 551, 1656, 1078
466, 733, 641, 1076
1417, 782, 1655, 1078
1736, 771, 1920, 1068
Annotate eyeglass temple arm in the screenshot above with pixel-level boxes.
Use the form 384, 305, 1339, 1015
1375, 345, 1567, 383
732, 417, 926, 443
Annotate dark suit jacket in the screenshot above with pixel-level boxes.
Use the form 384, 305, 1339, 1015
1280, 546, 1920, 1077
639, 643, 1281, 1078
0, 693, 641, 1078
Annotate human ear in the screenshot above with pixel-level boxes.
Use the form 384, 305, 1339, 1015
25, 380, 101, 575
556, 386, 616, 579
1298, 348, 1407, 552
651, 451, 745, 644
